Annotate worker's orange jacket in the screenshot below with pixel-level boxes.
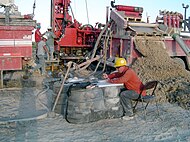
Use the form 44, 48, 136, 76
107, 66, 146, 96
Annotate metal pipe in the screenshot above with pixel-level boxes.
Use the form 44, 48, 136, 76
85, 0, 89, 24
4, 6, 10, 24
127, 22, 159, 28
32, 0, 36, 17
172, 33, 190, 56
116, 5, 143, 13
106, 6, 109, 23
51, 0, 53, 29
0, 70, 3, 89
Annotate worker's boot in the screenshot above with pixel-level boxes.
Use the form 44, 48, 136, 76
122, 115, 134, 120
121, 111, 135, 120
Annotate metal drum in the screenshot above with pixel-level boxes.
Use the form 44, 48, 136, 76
66, 87, 106, 124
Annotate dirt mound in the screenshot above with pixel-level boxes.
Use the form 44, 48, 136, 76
132, 36, 190, 109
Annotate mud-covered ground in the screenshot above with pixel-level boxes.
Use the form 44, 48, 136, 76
1, 36, 190, 141
1, 88, 190, 142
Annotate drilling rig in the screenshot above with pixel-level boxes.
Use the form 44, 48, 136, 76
50, 0, 190, 72
51, 0, 102, 61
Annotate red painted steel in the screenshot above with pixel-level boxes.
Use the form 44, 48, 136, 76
51, 0, 101, 56
0, 25, 34, 70
0, 54, 22, 70
116, 5, 143, 13
50, 0, 190, 69
164, 38, 190, 56
115, 5, 143, 19
108, 38, 140, 65
158, 12, 183, 28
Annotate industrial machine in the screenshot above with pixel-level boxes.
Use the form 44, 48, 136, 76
0, 0, 36, 71
50, 0, 190, 71
0, 0, 36, 87
107, 1, 190, 69
49, 0, 190, 123
51, 0, 102, 60
1, 0, 190, 74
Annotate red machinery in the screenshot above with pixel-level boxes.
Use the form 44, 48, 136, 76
0, 3, 36, 71
51, 0, 101, 60
111, 1, 143, 21
106, 1, 190, 69
50, 0, 190, 70
156, 10, 183, 28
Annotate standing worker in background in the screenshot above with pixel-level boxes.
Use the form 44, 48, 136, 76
102, 58, 146, 120
45, 26, 56, 60
35, 24, 43, 58
32, 35, 50, 75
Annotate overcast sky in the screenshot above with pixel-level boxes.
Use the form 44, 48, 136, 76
14, 0, 190, 33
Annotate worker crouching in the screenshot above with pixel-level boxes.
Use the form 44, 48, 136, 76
103, 58, 146, 120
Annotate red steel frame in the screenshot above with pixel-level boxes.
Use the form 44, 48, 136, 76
51, 0, 101, 54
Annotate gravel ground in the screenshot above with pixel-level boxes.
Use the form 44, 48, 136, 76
1, 36, 190, 142
0, 88, 190, 142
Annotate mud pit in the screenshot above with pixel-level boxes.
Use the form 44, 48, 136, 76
1, 36, 190, 141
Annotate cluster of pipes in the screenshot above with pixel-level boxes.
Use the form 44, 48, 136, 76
156, 10, 183, 28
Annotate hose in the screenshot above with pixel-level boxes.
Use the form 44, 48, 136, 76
37, 82, 50, 112
101, 24, 113, 73
84, 23, 113, 78
75, 20, 112, 74
0, 113, 48, 124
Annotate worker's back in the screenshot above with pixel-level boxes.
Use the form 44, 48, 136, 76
45, 31, 56, 47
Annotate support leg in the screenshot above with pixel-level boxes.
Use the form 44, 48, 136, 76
1, 70, 3, 88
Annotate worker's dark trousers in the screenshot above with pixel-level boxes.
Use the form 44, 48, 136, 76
119, 90, 139, 116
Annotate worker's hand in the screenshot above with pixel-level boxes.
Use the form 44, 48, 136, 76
43, 32, 47, 35
102, 73, 108, 79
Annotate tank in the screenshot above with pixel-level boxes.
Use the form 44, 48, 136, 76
66, 87, 106, 124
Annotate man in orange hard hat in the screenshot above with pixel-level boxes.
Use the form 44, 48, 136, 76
103, 57, 146, 120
